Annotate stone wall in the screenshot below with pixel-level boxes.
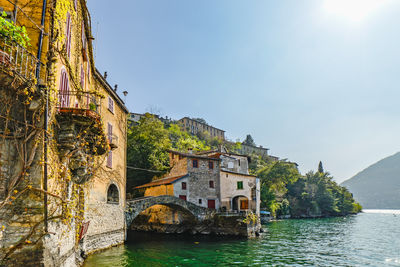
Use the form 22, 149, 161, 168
220, 171, 257, 212
186, 158, 221, 209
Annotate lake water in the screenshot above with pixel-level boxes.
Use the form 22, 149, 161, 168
84, 210, 400, 266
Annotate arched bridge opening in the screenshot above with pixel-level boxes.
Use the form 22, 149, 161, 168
125, 195, 215, 228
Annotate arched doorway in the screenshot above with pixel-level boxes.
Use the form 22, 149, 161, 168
107, 184, 119, 204
232, 195, 249, 212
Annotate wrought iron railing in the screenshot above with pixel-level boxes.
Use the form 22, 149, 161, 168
0, 33, 45, 81
57, 91, 102, 120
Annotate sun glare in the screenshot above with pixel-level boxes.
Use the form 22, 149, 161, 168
323, 0, 390, 23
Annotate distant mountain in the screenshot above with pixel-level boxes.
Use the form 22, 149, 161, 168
341, 152, 400, 209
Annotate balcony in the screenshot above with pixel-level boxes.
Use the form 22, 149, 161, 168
56, 91, 108, 156
0, 33, 44, 88
57, 91, 102, 122
109, 134, 118, 150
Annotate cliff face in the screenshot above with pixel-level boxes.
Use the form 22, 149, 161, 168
341, 152, 400, 209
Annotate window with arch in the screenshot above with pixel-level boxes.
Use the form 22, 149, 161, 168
107, 184, 119, 204
59, 68, 69, 107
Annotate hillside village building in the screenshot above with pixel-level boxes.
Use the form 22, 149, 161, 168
197, 149, 260, 215
137, 150, 221, 209
0, 1, 128, 266
137, 149, 260, 215
178, 117, 225, 140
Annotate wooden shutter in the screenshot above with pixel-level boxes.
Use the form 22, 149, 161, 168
59, 69, 69, 108
66, 12, 72, 58
106, 151, 112, 168
108, 96, 114, 113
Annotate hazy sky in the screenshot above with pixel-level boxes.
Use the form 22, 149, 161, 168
87, 0, 400, 183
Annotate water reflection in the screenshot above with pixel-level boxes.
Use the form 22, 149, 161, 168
84, 213, 400, 267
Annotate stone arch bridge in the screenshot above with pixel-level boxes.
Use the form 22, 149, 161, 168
125, 195, 216, 227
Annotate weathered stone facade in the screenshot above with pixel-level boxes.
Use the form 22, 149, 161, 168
0, 1, 128, 266
138, 151, 221, 209
178, 117, 225, 140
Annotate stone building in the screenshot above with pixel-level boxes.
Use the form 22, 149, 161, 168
178, 117, 225, 140
136, 149, 260, 216
197, 150, 260, 215
136, 150, 221, 209
0, 1, 128, 266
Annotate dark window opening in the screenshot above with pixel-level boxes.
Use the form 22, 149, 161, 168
107, 184, 119, 204
181, 182, 187, 190
209, 161, 214, 169
209, 180, 214, 188
199, 199, 202, 204
179, 195, 187, 201
192, 159, 198, 168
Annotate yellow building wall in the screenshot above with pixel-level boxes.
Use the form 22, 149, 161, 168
144, 184, 174, 197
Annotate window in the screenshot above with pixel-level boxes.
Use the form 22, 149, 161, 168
237, 181, 243, 190
59, 69, 70, 107
65, 12, 72, 58
238, 159, 241, 166
208, 161, 214, 169
179, 195, 187, 201
209, 180, 214, 188
198, 199, 202, 204
107, 184, 119, 204
108, 96, 114, 113
106, 151, 112, 168
181, 182, 187, 190
226, 174, 228, 178
192, 159, 198, 168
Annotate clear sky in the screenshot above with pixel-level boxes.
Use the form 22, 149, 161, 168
87, 0, 400, 183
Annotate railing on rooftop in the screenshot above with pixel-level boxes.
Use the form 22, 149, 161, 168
57, 91, 102, 121
0, 33, 45, 81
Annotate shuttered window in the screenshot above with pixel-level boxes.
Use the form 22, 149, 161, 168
106, 151, 112, 168
59, 69, 69, 107
65, 12, 72, 58
108, 96, 114, 113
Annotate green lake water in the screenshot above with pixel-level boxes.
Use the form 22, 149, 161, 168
84, 210, 400, 266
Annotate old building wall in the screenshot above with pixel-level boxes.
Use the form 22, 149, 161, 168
172, 177, 189, 199
144, 184, 173, 197
220, 171, 256, 211
1, 0, 128, 265
168, 153, 188, 177
186, 158, 221, 209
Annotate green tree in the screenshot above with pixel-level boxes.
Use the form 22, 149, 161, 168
126, 113, 171, 196
243, 134, 256, 146
167, 123, 209, 151
318, 161, 324, 173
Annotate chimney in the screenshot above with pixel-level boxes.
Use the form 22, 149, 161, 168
104, 71, 108, 79
114, 84, 118, 92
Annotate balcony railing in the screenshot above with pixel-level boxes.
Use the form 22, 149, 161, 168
57, 91, 102, 121
0, 33, 45, 81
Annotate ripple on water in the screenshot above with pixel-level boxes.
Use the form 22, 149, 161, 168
84, 212, 400, 267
